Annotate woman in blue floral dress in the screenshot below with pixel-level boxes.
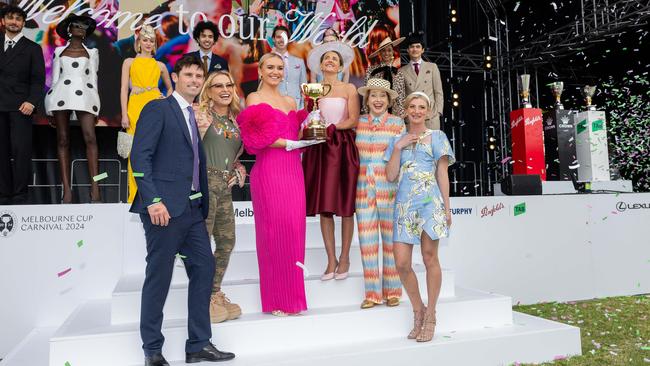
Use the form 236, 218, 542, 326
384, 92, 455, 343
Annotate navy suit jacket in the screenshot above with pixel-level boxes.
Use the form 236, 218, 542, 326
184, 51, 229, 74
129, 96, 209, 219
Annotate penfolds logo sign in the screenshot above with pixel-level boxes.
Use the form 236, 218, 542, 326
480, 202, 505, 218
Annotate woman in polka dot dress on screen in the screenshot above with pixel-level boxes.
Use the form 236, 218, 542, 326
45, 14, 102, 203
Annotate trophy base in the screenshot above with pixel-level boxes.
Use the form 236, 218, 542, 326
303, 126, 327, 140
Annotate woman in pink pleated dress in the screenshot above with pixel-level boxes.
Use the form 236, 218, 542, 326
236, 53, 323, 316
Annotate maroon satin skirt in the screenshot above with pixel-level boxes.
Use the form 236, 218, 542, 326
303, 125, 360, 217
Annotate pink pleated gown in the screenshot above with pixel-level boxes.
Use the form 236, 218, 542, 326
236, 103, 308, 313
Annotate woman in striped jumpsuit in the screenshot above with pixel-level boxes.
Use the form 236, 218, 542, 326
355, 78, 405, 308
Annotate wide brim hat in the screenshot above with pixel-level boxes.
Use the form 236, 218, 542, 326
358, 78, 398, 105
307, 41, 354, 74
56, 14, 96, 40
368, 36, 405, 59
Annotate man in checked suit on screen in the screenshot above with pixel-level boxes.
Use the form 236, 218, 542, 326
398, 31, 444, 130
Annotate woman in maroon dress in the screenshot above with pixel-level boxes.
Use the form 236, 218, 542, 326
303, 48, 360, 281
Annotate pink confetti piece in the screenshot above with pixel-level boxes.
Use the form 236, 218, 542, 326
553, 355, 567, 360
57, 268, 72, 277
501, 156, 512, 164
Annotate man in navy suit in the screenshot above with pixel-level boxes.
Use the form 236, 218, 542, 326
130, 56, 235, 366
184, 21, 228, 76
0, 5, 45, 205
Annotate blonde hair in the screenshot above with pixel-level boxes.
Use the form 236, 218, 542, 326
257, 52, 284, 90
198, 71, 241, 118
135, 25, 157, 54
404, 92, 431, 110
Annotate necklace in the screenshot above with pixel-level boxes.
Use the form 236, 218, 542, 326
211, 112, 239, 140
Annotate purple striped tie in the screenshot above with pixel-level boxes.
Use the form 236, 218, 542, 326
186, 106, 200, 191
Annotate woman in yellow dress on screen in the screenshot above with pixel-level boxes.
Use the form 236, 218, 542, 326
120, 25, 173, 203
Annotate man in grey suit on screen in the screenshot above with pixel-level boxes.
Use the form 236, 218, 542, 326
271, 25, 307, 109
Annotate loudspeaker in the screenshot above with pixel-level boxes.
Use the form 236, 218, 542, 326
501, 174, 542, 196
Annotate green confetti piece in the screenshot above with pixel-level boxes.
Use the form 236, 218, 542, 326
175, 253, 187, 259
641, 346, 650, 350
92, 172, 108, 182
133, 172, 144, 178
65, 362, 71, 366
423, 196, 433, 203
514, 202, 526, 216
76, 240, 84, 248
576, 120, 587, 134
152, 197, 161, 203
592, 119, 604, 132
189, 192, 203, 200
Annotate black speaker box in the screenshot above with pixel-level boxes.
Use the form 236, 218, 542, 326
501, 174, 542, 196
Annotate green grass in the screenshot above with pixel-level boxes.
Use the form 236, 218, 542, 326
512, 295, 650, 365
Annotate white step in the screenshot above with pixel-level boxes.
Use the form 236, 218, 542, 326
112, 265, 456, 324
189, 246, 365, 284
235, 221, 360, 251
174, 245, 449, 284
141, 312, 581, 366
50, 287, 511, 366
0, 327, 56, 366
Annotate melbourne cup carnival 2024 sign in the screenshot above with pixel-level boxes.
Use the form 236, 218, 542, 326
20, 0, 400, 127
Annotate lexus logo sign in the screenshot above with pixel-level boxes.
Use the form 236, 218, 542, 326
616, 202, 650, 212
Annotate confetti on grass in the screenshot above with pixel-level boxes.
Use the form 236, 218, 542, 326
92, 172, 108, 182
57, 268, 72, 277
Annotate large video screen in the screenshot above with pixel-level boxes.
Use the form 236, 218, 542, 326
9, 0, 400, 126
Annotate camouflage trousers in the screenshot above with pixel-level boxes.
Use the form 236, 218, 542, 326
205, 170, 236, 294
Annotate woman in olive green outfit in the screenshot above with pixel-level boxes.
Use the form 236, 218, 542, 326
195, 71, 246, 323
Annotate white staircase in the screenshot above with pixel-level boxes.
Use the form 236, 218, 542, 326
44, 216, 580, 366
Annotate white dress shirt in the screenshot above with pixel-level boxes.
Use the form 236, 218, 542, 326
172, 91, 194, 141
4, 32, 23, 51
171, 91, 198, 190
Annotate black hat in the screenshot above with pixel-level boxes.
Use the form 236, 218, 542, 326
55, 14, 96, 40
404, 31, 425, 48
192, 21, 219, 42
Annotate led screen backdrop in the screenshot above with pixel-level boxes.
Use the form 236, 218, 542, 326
8, 0, 400, 126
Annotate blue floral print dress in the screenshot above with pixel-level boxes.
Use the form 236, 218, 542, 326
383, 130, 456, 244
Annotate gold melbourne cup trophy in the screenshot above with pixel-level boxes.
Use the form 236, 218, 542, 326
301, 83, 332, 140
550, 81, 564, 110
517, 74, 532, 108
582, 85, 597, 111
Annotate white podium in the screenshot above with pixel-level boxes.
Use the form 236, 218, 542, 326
573, 110, 611, 181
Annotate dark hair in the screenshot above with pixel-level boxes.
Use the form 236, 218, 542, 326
272, 25, 290, 39
1, 5, 27, 20
173, 55, 204, 75
320, 50, 343, 66
192, 21, 219, 42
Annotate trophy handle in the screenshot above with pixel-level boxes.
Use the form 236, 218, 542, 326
300, 83, 309, 95
322, 84, 332, 97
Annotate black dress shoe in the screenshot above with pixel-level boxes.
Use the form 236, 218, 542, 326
186, 343, 235, 363
144, 353, 170, 366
